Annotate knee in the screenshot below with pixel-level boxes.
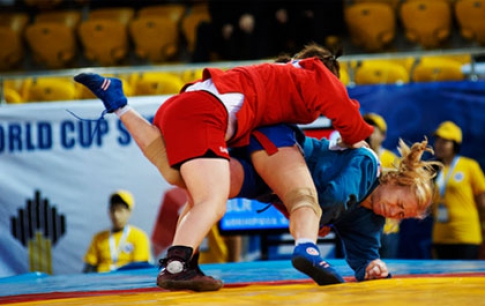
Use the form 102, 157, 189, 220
214, 202, 226, 220
283, 187, 322, 218
143, 137, 186, 188
164, 172, 186, 188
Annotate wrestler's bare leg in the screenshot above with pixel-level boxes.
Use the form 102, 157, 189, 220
73, 73, 185, 187
251, 146, 320, 242
118, 110, 186, 188
251, 146, 344, 285
118, 109, 160, 151
176, 157, 244, 230
172, 158, 231, 249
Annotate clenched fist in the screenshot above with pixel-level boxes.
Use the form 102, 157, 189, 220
365, 259, 389, 280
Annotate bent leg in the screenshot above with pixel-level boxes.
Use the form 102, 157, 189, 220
120, 110, 246, 190
157, 158, 229, 292
119, 110, 185, 187
251, 146, 320, 242
173, 158, 230, 249
117, 110, 186, 188
251, 146, 344, 285
74, 73, 186, 187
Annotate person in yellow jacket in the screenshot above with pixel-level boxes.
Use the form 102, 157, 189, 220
363, 113, 400, 258
431, 121, 485, 259
83, 190, 152, 273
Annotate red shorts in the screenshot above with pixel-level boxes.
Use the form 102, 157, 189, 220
153, 91, 229, 167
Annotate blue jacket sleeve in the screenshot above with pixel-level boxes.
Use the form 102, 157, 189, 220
333, 207, 385, 281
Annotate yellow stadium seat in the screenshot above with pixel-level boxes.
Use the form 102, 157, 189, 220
399, 0, 452, 49
78, 19, 129, 66
34, 10, 81, 28
354, 60, 410, 85
455, 0, 485, 46
129, 16, 179, 63
0, 13, 29, 71
4, 87, 24, 104
339, 63, 350, 86
181, 8, 211, 53
26, 77, 79, 102
179, 68, 204, 84
4, 78, 29, 104
4, 78, 30, 102
411, 57, 465, 82
88, 7, 134, 26
0, 12, 29, 32
77, 8, 134, 66
351, 0, 401, 10
25, 10, 81, 69
138, 4, 187, 24
344, 2, 396, 52
131, 72, 185, 96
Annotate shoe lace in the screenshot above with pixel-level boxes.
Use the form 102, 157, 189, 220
65, 109, 108, 143
158, 258, 168, 267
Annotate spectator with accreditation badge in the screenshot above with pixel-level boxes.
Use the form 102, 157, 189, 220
83, 190, 151, 273
431, 121, 485, 260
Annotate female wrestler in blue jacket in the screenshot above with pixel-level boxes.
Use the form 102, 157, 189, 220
232, 124, 439, 282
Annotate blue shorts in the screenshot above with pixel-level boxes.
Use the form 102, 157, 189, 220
234, 124, 303, 199
247, 124, 303, 154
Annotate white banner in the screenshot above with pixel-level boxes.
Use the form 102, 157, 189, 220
0, 96, 172, 277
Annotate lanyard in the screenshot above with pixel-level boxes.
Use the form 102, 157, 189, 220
109, 225, 130, 270
436, 156, 460, 199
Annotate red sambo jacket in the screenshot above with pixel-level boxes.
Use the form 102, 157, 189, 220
186, 57, 373, 147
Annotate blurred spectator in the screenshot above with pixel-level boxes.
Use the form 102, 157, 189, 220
363, 113, 400, 258
431, 121, 485, 260
192, 0, 265, 62
83, 190, 151, 273
258, 1, 297, 58
293, 0, 346, 51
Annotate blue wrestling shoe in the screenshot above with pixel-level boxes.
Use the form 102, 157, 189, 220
74, 73, 127, 113
291, 242, 345, 285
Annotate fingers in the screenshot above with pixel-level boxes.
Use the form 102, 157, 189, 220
318, 225, 331, 237
364, 259, 389, 280
350, 140, 369, 149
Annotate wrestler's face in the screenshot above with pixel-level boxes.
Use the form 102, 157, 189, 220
370, 184, 419, 219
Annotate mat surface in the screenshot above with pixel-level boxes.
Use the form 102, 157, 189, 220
1, 260, 485, 305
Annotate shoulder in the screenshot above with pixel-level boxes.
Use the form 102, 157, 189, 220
91, 230, 110, 243
94, 230, 110, 238
352, 147, 381, 167
129, 226, 149, 238
458, 156, 484, 171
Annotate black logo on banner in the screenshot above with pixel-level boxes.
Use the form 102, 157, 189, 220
10, 190, 66, 274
